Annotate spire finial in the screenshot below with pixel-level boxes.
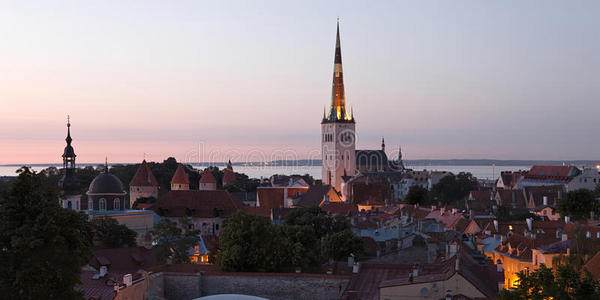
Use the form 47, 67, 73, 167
104, 157, 108, 173
381, 137, 385, 152
65, 115, 73, 145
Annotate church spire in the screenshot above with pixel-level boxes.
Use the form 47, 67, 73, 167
324, 19, 353, 123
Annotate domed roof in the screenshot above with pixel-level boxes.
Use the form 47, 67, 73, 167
88, 171, 125, 195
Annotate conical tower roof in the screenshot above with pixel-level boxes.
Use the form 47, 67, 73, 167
171, 163, 190, 185
130, 160, 158, 187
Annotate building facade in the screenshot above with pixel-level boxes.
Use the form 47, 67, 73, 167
321, 21, 356, 194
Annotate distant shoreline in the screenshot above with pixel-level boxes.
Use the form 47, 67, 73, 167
2, 159, 599, 167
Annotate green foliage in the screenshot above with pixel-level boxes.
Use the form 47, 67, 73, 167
429, 172, 478, 205
217, 211, 290, 272
0, 167, 94, 300
499, 264, 600, 300
557, 189, 599, 221
151, 217, 201, 264
322, 229, 364, 261
90, 217, 137, 248
216, 208, 363, 273
404, 185, 429, 205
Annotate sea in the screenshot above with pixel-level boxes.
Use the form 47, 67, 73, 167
0, 164, 530, 181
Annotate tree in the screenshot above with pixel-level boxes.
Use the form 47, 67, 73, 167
151, 217, 201, 264
322, 229, 364, 261
557, 189, 599, 221
0, 167, 94, 299
216, 211, 289, 272
90, 217, 137, 248
499, 264, 600, 300
429, 172, 478, 205
404, 185, 428, 205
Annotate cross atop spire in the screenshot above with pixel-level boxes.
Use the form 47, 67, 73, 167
323, 19, 353, 124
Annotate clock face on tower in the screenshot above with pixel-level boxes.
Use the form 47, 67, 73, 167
339, 130, 355, 146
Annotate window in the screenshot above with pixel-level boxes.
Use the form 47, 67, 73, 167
88, 199, 93, 210
114, 198, 120, 210
215, 224, 220, 231
67, 201, 72, 209
99, 198, 106, 211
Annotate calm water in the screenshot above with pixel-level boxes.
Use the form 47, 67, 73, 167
0, 164, 529, 181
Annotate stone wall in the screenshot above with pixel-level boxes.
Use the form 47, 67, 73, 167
148, 271, 351, 300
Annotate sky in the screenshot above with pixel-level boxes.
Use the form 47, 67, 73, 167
0, 0, 599, 164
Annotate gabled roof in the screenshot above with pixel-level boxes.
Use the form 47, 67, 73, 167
171, 164, 190, 185
200, 168, 217, 184
152, 190, 243, 218
585, 251, 600, 280
257, 188, 284, 210
295, 185, 334, 208
527, 165, 579, 178
321, 201, 357, 216
129, 160, 158, 187
495, 190, 527, 208
424, 209, 465, 230
222, 168, 236, 184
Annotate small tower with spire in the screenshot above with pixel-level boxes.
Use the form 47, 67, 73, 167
59, 116, 81, 210
129, 159, 159, 206
381, 137, 386, 152
171, 163, 190, 190
321, 19, 356, 196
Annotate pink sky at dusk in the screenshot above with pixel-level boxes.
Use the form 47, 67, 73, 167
1, 1, 599, 164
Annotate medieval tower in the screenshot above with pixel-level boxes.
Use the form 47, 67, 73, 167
321, 20, 356, 193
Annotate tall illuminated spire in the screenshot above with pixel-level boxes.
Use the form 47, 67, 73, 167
324, 19, 353, 123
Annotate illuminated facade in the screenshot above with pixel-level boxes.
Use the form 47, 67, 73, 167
321, 20, 356, 194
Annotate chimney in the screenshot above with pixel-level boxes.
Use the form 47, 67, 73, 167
493, 220, 499, 232
526, 218, 533, 231
347, 254, 355, 267
99, 266, 108, 277
452, 208, 457, 215
431, 205, 437, 211
352, 263, 360, 274
496, 259, 504, 272
543, 196, 548, 206
565, 216, 570, 224
123, 274, 132, 287
412, 264, 419, 277
440, 207, 445, 215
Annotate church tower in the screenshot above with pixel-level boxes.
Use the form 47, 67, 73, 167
321, 20, 355, 194
59, 116, 81, 210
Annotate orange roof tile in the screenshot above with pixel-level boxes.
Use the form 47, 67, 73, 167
171, 164, 190, 185
222, 168, 236, 185
200, 168, 217, 184
129, 160, 158, 187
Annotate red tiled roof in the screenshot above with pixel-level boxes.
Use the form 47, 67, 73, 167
495, 190, 527, 208
585, 251, 600, 280
129, 160, 158, 187
424, 209, 465, 230
153, 190, 243, 218
90, 247, 161, 277
199, 168, 217, 184
171, 164, 190, 185
527, 165, 577, 178
76, 271, 116, 300
321, 202, 357, 215
257, 188, 284, 210
222, 168, 236, 185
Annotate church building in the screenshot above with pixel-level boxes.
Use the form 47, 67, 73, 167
59, 118, 81, 210
321, 21, 405, 202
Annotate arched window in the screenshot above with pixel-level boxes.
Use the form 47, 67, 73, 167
99, 198, 106, 211
114, 198, 120, 210
88, 199, 93, 210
